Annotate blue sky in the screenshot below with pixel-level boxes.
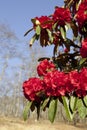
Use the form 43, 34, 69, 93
0, 0, 64, 86
0, 1, 64, 96
0, 0, 64, 41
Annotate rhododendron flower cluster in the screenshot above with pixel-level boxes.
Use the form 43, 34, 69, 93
37, 59, 56, 76
76, 0, 87, 29
23, 77, 44, 101
33, 16, 53, 30
23, 60, 87, 102
52, 6, 71, 26
43, 70, 67, 97
67, 68, 87, 97
32, 6, 71, 31
23, 0, 87, 122
80, 38, 87, 58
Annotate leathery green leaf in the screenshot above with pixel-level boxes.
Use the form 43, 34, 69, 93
29, 34, 36, 46
23, 101, 32, 121
36, 25, 41, 35
48, 99, 57, 123
47, 29, 53, 43
69, 96, 77, 113
62, 96, 73, 120
41, 97, 50, 110
83, 96, 87, 107
60, 27, 66, 40
77, 99, 87, 119
79, 58, 87, 66
78, 58, 87, 70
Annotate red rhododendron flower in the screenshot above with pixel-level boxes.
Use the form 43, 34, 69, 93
75, 0, 87, 28
37, 59, 56, 76
65, 70, 80, 95
80, 38, 87, 58
67, 68, 87, 97
75, 68, 87, 98
43, 70, 67, 97
33, 16, 53, 30
75, 89, 87, 98
52, 7, 71, 26
68, 70, 80, 90
80, 68, 87, 91
23, 77, 44, 101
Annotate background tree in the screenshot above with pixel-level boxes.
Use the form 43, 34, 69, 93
0, 23, 46, 117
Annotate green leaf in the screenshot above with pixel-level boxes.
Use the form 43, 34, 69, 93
47, 29, 53, 43
70, 22, 78, 37
38, 57, 50, 62
48, 99, 57, 123
65, 38, 80, 48
62, 96, 73, 120
40, 29, 49, 46
53, 44, 58, 56
52, 22, 58, 30
29, 34, 36, 46
79, 58, 87, 66
60, 27, 66, 40
41, 97, 50, 110
77, 99, 87, 119
24, 28, 33, 36
76, 0, 82, 11
36, 25, 41, 35
83, 96, 87, 107
36, 103, 41, 120
31, 18, 36, 24
78, 58, 87, 70
65, 23, 70, 31
23, 101, 32, 121
30, 102, 35, 111
69, 96, 77, 113
65, 0, 73, 8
